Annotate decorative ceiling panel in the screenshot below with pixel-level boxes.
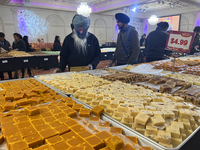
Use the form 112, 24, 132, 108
136, 0, 190, 13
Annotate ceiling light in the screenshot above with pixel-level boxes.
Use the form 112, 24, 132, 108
132, 7, 136, 12
148, 15, 159, 25
77, 2, 92, 17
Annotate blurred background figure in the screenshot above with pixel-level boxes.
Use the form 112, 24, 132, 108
23, 36, 33, 52
53, 36, 61, 51
140, 34, 146, 46
190, 26, 200, 55
0, 32, 13, 80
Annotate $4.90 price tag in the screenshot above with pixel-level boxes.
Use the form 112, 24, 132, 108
165, 31, 195, 53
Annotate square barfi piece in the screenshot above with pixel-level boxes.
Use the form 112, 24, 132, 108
134, 113, 149, 126
54, 113, 67, 120
110, 127, 122, 134
44, 116, 56, 123
7, 135, 23, 145
1, 115, 14, 123
51, 141, 70, 150
4, 94, 14, 101
78, 130, 93, 138
171, 136, 182, 147
25, 92, 37, 98
34, 124, 51, 132
19, 127, 37, 137
179, 109, 191, 119
79, 108, 91, 117
45, 135, 63, 145
39, 128, 58, 139
150, 115, 165, 126
66, 100, 76, 107
92, 106, 104, 117
31, 119, 45, 126
14, 116, 29, 123
34, 144, 53, 150
95, 131, 112, 140
60, 131, 77, 141
71, 124, 85, 133
10, 140, 29, 150
54, 124, 70, 135
40, 112, 53, 118
89, 116, 100, 122
157, 130, 171, 144
107, 135, 124, 150
166, 125, 180, 138
85, 135, 104, 150
24, 106, 40, 116
162, 110, 175, 119
171, 121, 184, 133
146, 123, 158, 135
14, 94, 24, 100
4, 102, 16, 111
63, 109, 77, 118
17, 121, 33, 129
67, 136, 85, 146
24, 133, 43, 148
2, 126, 19, 138
72, 104, 83, 112
29, 97, 41, 104
49, 121, 62, 128
64, 119, 79, 127
17, 98, 28, 106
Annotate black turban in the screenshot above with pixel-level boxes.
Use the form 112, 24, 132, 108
115, 13, 130, 24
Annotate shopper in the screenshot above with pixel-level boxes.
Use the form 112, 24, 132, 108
0, 32, 13, 80
109, 13, 140, 66
140, 34, 146, 46
53, 36, 61, 51
12, 33, 27, 51
23, 36, 32, 52
146, 22, 171, 62
190, 26, 200, 55
22, 36, 33, 77
57, 14, 101, 72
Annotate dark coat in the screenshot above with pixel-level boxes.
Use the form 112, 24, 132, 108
190, 33, 200, 55
53, 42, 61, 51
140, 38, 146, 46
59, 32, 101, 71
146, 26, 170, 61
24, 40, 32, 52
0, 39, 11, 50
12, 39, 27, 51
112, 25, 140, 64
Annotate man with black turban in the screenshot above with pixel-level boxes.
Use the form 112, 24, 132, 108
109, 13, 140, 66
57, 14, 101, 72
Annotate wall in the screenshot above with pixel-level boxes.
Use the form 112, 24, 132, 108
147, 12, 199, 35
0, 5, 116, 45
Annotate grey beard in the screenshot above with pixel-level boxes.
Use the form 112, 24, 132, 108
71, 31, 88, 54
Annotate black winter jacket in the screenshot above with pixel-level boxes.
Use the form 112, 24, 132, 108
0, 39, 11, 50
146, 27, 170, 60
12, 39, 27, 51
59, 32, 101, 71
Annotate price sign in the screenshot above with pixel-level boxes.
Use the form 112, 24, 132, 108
165, 31, 195, 53
23, 59, 29, 63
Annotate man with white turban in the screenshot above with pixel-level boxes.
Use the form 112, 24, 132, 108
58, 14, 101, 72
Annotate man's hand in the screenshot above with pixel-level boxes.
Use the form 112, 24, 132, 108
0, 47, 2, 50
87, 64, 93, 70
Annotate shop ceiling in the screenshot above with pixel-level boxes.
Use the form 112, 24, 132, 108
4, 0, 200, 16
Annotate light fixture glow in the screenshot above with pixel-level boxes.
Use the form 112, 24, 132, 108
132, 7, 136, 12
148, 15, 159, 25
77, 2, 92, 17
17, 10, 49, 39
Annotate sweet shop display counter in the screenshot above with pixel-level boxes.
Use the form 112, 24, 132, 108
34, 71, 200, 150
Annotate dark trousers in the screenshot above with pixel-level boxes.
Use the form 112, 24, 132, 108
21, 68, 32, 78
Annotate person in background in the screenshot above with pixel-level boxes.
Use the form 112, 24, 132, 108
140, 34, 146, 46
109, 13, 140, 66
22, 36, 33, 77
0, 32, 13, 80
190, 26, 200, 55
12, 33, 26, 51
53, 36, 61, 51
57, 14, 101, 72
23, 36, 32, 52
146, 22, 171, 62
